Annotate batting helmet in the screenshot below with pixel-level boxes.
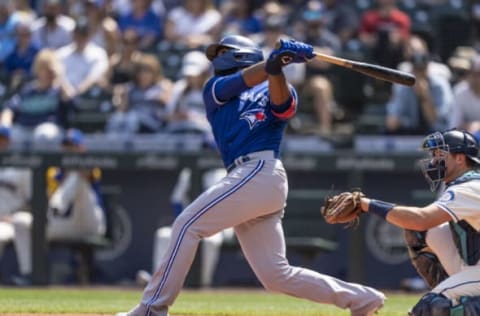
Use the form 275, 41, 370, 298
420, 129, 480, 190
205, 35, 264, 75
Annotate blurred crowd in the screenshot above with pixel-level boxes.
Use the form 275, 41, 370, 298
1, 0, 480, 143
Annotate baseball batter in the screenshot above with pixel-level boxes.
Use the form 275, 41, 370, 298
117, 35, 385, 316
357, 129, 480, 315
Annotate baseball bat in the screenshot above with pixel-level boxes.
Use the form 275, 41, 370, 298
312, 51, 416, 86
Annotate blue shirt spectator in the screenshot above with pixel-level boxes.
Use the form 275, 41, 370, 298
0, 2, 19, 62
386, 56, 453, 135
5, 44, 38, 74
220, 0, 263, 36
117, 0, 162, 50
5, 22, 39, 75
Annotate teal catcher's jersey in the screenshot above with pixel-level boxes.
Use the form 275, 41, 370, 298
202, 72, 297, 167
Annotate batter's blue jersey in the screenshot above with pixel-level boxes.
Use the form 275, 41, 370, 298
203, 72, 297, 167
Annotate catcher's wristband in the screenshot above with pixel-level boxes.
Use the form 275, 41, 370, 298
369, 199, 395, 219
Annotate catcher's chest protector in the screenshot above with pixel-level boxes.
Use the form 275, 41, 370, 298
449, 220, 480, 266
446, 174, 480, 266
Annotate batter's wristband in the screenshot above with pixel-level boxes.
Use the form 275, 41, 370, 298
265, 58, 283, 75
368, 199, 395, 220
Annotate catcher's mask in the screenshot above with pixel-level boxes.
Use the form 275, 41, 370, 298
420, 129, 480, 191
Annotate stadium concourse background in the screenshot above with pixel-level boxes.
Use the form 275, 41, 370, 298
0, 134, 433, 290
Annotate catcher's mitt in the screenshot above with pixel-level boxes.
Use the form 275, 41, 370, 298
321, 190, 365, 227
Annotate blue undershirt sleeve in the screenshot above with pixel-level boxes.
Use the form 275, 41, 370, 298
212, 72, 249, 103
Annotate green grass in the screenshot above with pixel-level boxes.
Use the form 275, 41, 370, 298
0, 287, 421, 315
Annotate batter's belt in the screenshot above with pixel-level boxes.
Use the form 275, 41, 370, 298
227, 150, 276, 172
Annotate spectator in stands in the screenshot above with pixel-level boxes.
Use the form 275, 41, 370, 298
359, 0, 411, 68
4, 21, 39, 91
117, 0, 163, 51
471, 1, 480, 52
31, 0, 75, 49
320, 0, 360, 49
12, 128, 106, 285
106, 54, 172, 135
218, 0, 263, 37
450, 55, 480, 135
257, 0, 290, 22
398, 35, 451, 82
56, 17, 109, 97
164, 0, 221, 49
66, 0, 86, 21
165, 51, 212, 134
0, 128, 32, 270
85, 0, 120, 57
290, 1, 341, 135
110, 0, 165, 19
448, 46, 477, 86
386, 51, 453, 134
359, 0, 411, 102
0, 49, 73, 144
0, 0, 19, 63
12, 0, 36, 23
106, 28, 143, 87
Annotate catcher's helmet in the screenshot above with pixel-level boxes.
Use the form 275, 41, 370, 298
420, 129, 480, 191
205, 35, 264, 75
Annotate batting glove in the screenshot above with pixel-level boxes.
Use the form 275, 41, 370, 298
265, 39, 314, 75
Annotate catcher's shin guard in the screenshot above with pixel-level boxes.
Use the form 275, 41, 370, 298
409, 293, 451, 316
404, 230, 448, 288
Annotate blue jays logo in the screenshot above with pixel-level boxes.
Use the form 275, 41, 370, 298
240, 108, 267, 129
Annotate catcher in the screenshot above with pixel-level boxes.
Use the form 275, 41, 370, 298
322, 129, 480, 316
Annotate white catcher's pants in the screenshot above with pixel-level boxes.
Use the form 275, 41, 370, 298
426, 223, 480, 301
125, 152, 385, 316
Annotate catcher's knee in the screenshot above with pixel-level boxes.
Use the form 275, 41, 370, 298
409, 293, 451, 316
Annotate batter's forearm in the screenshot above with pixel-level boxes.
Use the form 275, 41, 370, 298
242, 62, 292, 104
268, 73, 291, 105
242, 62, 269, 87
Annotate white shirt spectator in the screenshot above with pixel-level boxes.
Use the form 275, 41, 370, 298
167, 6, 221, 37
56, 41, 108, 90
31, 15, 75, 49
